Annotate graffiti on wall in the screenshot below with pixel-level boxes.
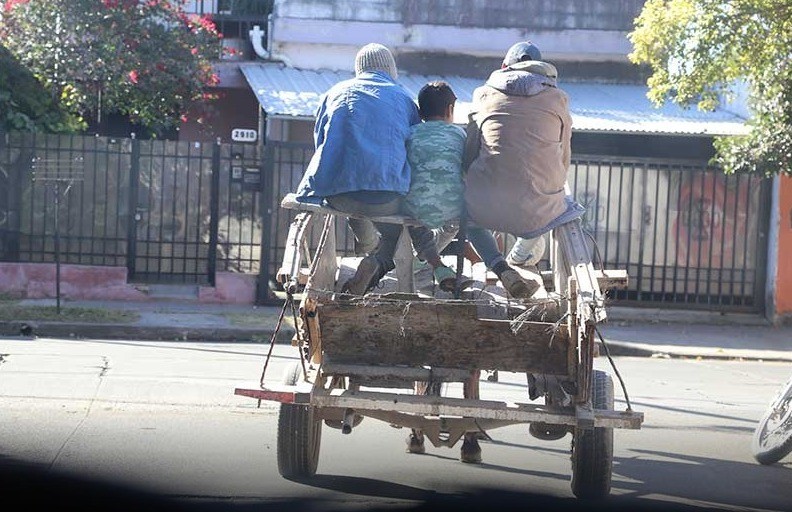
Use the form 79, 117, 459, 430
673, 173, 760, 269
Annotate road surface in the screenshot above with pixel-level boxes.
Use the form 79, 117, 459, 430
0, 336, 790, 511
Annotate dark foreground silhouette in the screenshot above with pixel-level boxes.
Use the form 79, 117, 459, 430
2, 459, 728, 512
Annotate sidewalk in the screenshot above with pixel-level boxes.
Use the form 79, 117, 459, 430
599, 307, 792, 362
2, 298, 792, 363
0, 299, 295, 344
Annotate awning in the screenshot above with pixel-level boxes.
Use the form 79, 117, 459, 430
240, 62, 749, 136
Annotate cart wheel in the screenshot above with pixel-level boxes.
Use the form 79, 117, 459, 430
277, 402, 322, 479
277, 363, 322, 479
570, 370, 614, 499
752, 374, 792, 465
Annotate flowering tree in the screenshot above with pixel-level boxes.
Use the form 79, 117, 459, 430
629, 0, 791, 176
1, 0, 223, 135
0, 43, 82, 132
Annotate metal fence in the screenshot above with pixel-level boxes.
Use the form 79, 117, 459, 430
261, 143, 771, 313
568, 156, 770, 310
0, 132, 265, 285
0, 132, 771, 311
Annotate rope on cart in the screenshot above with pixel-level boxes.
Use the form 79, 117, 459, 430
509, 300, 567, 336
583, 229, 605, 272
259, 292, 291, 388
258, 284, 309, 388
594, 324, 633, 411
398, 301, 411, 337
453, 208, 468, 299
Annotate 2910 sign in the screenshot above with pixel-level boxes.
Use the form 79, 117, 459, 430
231, 129, 257, 143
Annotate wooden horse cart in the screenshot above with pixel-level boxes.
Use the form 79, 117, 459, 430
235, 194, 644, 499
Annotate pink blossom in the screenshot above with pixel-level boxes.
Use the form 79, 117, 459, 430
4, 0, 30, 11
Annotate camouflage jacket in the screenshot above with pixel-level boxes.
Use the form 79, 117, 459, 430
404, 121, 466, 229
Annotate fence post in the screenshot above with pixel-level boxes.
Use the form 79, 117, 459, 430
256, 141, 277, 305
0, 127, 6, 261
126, 134, 140, 281
0, 127, 15, 262
207, 138, 221, 287
755, 176, 773, 312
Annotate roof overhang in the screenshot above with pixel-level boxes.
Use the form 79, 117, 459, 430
241, 63, 749, 137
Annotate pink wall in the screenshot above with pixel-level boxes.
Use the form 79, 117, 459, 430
0, 263, 257, 304
198, 272, 257, 304
0, 263, 148, 301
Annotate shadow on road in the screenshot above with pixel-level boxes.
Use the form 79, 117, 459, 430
285, 474, 437, 501
614, 448, 792, 510
0, 453, 755, 512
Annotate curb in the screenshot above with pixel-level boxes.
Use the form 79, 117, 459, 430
3, 321, 790, 363
4, 320, 789, 363
605, 306, 771, 327
0, 321, 296, 343
599, 340, 792, 363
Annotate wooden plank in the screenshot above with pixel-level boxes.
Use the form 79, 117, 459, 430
321, 362, 474, 383
305, 214, 337, 294
577, 317, 596, 405
234, 381, 313, 402
550, 228, 571, 310
276, 212, 312, 288
540, 269, 628, 291
297, 214, 338, 362
549, 230, 578, 380
290, 267, 312, 286
300, 296, 322, 362
235, 388, 296, 403
281, 193, 422, 226
576, 403, 595, 429
316, 300, 570, 374
393, 226, 415, 293
349, 377, 416, 389
310, 389, 644, 429
357, 411, 519, 445
555, 220, 606, 324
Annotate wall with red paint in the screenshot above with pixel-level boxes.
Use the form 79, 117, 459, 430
774, 175, 792, 321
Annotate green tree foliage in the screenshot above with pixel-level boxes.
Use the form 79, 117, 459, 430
628, 0, 791, 176
0, 0, 223, 135
0, 44, 82, 132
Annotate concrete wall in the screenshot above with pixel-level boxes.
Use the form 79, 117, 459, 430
277, 0, 645, 30
268, 0, 643, 72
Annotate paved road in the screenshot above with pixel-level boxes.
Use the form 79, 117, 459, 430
1, 336, 791, 511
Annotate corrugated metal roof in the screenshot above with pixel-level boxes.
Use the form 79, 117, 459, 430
240, 63, 749, 136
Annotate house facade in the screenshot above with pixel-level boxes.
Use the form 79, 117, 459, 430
1, 1, 789, 323
184, 0, 790, 320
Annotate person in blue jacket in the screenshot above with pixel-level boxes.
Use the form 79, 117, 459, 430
295, 43, 463, 294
